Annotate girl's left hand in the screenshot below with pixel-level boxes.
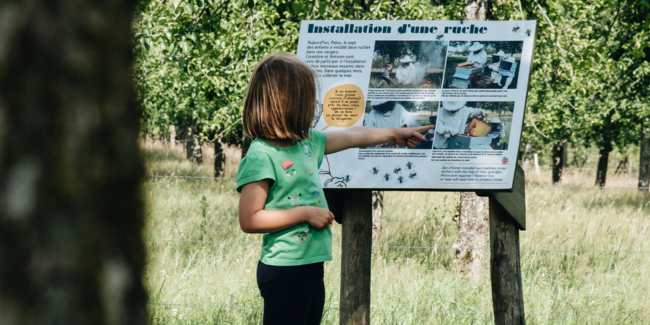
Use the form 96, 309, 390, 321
395, 125, 435, 148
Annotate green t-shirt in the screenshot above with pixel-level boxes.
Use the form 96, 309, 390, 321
236, 130, 331, 266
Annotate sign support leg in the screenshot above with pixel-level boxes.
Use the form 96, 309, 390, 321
339, 190, 372, 325
485, 165, 527, 325
489, 196, 525, 324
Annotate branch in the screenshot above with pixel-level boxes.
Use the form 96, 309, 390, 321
557, 97, 577, 110
533, 0, 575, 62
206, 117, 243, 142
526, 106, 551, 139
604, 0, 621, 45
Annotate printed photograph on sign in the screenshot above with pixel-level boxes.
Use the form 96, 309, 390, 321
363, 100, 437, 149
434, 101, 513, 150
443, 41, 523, 89
369, 40, 448, 88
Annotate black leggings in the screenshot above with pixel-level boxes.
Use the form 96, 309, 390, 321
256, 261, 325, 325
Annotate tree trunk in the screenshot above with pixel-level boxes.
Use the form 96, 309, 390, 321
595, 146, 611, 187
456, 192, 490, 276
464, 0, 492, 21
371, 191, 383, 241
184, 123, 203, 164
0, 1, 147, 324
455, 0, 492, 277
640, 126, 650, 189
242, 136, 252, 158
614, 157, 629, 176
170, 125, 176, 149
533, 153, 540, 174
522, 142, 532, 174
552, 141, 567, 184
214, 139, 226, 177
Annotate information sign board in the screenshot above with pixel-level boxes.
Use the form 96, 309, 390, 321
297, 20, 537, 190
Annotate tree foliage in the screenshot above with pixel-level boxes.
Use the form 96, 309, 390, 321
134, 0, 650, 184
133, 0, 460, 143
520, 0, 649, 151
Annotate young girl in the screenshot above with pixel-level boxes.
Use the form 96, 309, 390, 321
237, 54, 432, 325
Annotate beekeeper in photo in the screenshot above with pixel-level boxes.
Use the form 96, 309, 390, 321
467, 42, 487, 66
380, 62, 393, 86
498, 56, 516, 89
488, 117, 507, 149
395, 55, 417, 85
489, 50, 506, 82
363, 101, 419, 128
433, 101, 487, 149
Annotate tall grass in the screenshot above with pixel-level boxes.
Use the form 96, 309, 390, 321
143, 143, 650, 324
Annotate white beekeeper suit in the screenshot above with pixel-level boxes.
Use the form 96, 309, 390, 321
364, 101, 419, 128
489, 50, 506, 81
434, 101, 487, 149
467, 42, 487, 66
488, 117, 507, 149
498, 56, 516, 89
488, 117, 506, 139
395, 55, 418, 85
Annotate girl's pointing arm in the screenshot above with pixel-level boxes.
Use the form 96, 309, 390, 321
324, 125, 434, 154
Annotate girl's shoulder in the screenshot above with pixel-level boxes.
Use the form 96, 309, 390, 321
236, 148, 276, 193
307, 129, 326, 148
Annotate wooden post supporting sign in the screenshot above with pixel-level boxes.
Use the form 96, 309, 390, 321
324, 189, 373, 325
340, 190, 373, 325
481, 164, 527, 324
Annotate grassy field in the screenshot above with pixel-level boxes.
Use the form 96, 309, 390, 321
143, 142, 650, 324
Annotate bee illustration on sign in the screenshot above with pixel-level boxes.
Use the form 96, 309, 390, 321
344, 175, 352, 183
397, 175, 404, 184
406, 161, 413, 169
393, 166, 402, 174
525, 29, 531, 37
371, 166, 380, 175
512, 23, 520, 33
409, 172, 418, 179
383, 173, 391, 181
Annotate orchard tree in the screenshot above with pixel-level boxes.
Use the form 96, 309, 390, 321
520, 0, 649, 186
566, 0, 650, 187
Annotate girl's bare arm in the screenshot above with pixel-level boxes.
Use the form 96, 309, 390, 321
324, 125, 434, 155
238, 180, 334, 233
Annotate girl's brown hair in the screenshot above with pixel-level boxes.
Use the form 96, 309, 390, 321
243, 54, 317, 141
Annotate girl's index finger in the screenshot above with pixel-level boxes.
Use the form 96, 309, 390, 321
414, 125, 435, 132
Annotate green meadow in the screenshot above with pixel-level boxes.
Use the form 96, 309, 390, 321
143, 143, 650, 324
